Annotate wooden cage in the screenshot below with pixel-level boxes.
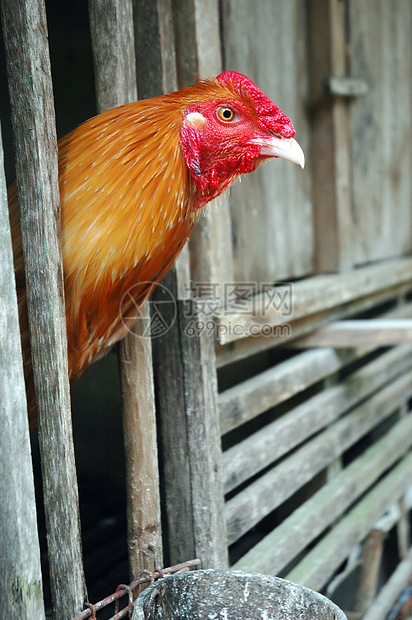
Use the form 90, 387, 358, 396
1, 1, 412, 619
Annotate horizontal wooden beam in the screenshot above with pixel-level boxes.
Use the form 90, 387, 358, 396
213, 257, 412, 346
293, 319, 412, 348
216, 281, 412, 368
218, 347, 352, 436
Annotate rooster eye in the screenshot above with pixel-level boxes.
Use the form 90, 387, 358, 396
217, 107, 236, 122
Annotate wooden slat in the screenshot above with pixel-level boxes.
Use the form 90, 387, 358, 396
286, 452, 412, 591
173, 0, 235, 287
88, 0, 137, 111
88, 0, 163, 577
222, 343, 412, 493
119, 310, 163, 575
0, 123, 45, 619
233, 414, 412, 575
1, 2, 87, 617
216, 280, 412, 367
225, 366, 412, 545
219, 347, 349, 435
151, 0, 228, 570
178, 301, 228, 567
396, 494, 411, 560
294, 319, 412, 348
354, 531, 385, 614
153, 279, 196, 565
308, 0, 353, 271
154, 298, 228, 568
133, 0, 177, 98
220, 0, 312, 282
133, 0, 191, 295
214, 257, 412, 345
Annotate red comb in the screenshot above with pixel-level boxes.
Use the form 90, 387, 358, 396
217, 71, 295, 139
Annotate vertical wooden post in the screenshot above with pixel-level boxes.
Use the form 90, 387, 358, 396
1, 1, 87, 617
173, 0, 235, 286
133, 0, 229, 568
308, 0, 353, 272
88, 0, 137, 111
0, 123, 46, 620
133, 0, 177, 98
88, 0, 163, 576
179, 300, 228, 567
133, 0, 191, 292
397, 495, 411, 560
153, 284, 228, 568
120, 307, 163, 574
354, 530, 385, 614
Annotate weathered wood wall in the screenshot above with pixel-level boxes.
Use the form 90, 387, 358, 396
0, 1, 411, 619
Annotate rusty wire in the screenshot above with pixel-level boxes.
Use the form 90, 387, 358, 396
72, 559, 200, 620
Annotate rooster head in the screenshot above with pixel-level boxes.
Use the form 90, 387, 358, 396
180, 71, 304, 199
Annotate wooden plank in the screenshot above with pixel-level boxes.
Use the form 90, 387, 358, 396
308, 0, 352, 271
153, 274, 196, 565
221, 0, 312, 282
214, 257, 412, 345
150, 0, 228, 570
0, 123, 45, 619
350, 0, 412, 265
354, 530, 384, 614
173, 0, 234, 287
216, 280, 412, 367
133, 0, 190, 295
362, 547, 412, 620
178, 300, 228, 567
88, 0, 137, 111
1, 2, 87, 617
154, 297, 228, 568
119, 309, 163, 575
233, 414, 412, 575
225, 367, 412, 545
294, 319, 412, 348
396, 495, 411, 560
286, 453, 412, 591
133, 0, 177, 98
219, 347, 353, 435
88, 0, 163, 577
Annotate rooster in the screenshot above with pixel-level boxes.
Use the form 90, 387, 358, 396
9, 71, 304, 431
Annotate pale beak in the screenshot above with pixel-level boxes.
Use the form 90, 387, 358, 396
251, 135, 305, 169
